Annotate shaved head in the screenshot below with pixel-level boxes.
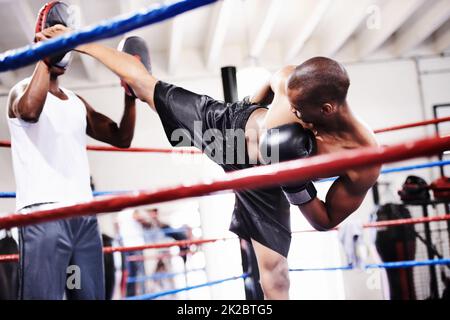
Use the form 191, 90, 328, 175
287, 57, 350, 108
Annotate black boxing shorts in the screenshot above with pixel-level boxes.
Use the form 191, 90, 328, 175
154, 81, 292, 257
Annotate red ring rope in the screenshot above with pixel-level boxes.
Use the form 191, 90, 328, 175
292, 214, 450, 234
0, 140, 201, 154
126, 249, 194, 262
0, 238, 230, 263
0, 135, 448, 230
0, 254, 19, 263
374, 116, 450, 134
102, 237, 232, 254
363, 214, 450, 228
2, 214, 449, 263
0, 117, 448, 154
86, 145, 201, 154
0, 238, 229, 263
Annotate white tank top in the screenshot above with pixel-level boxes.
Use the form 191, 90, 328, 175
7, 79, 93, 211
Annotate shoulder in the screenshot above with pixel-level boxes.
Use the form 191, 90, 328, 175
270, 65, 295, 92
7, 78, 30, 117
273, 65, 296, 80
354, 116, 379, 148
8, 78, 30, 101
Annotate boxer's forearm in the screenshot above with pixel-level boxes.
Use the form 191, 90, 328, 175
117, 95, 137, 147
298, 178, 366, 231
250, 82, 274, 106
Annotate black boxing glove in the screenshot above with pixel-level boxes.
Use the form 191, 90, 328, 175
259, 123, 317, 205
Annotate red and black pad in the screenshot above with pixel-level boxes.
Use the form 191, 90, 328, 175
430, 176, 450, 201
35, 1, 74, 69
117, 36, 152, 98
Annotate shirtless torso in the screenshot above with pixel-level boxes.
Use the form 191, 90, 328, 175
245, 65, 381, 230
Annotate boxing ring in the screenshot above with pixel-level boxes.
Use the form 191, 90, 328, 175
0, 0, 450, 300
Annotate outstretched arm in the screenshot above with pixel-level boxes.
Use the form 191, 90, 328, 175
249, 81, 274, 106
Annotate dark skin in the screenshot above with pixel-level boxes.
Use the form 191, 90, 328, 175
8, 34, 136, 148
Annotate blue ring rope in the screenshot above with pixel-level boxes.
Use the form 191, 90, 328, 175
0, 190, 129, 198
126, 273, 248, 300
289, 258, 450, 272
317, 159, 450, 183
379, 160, 450, 174
127, 268, 205, 284
366, 258, 450, 269
0, 0, 218, 72
126, 258, 450, 300
289, 266, 353, 272
2, 160, 448, 199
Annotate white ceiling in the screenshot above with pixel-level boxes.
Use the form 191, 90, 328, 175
0, 0, 449, 88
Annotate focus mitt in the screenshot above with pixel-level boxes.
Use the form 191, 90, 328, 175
117, 36, 152, 98
35, 1, 74, 69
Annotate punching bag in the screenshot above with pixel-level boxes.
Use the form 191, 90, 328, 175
375, 203, 417, 300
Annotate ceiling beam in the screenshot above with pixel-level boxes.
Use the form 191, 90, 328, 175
69, 0, 99, 81
167, 17, 184, 74
312, 0, 373, 58
356, 0, 426, 59
78, 54, 99, 81
249, 0, 282, 59
395, 0, 450, 56
119, 0, 142, 14
434, 21, 450, 53
285, 0, 331, 62
9, 0, 36, 43
1, 1, 34, 87
119, 0, 134, 37
0, 70, 17, 88
204, 0, 235, 70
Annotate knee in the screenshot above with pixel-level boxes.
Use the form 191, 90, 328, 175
259, 259, 290, 292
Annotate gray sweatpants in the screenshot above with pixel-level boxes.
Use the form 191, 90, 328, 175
18, 203, 105, 300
